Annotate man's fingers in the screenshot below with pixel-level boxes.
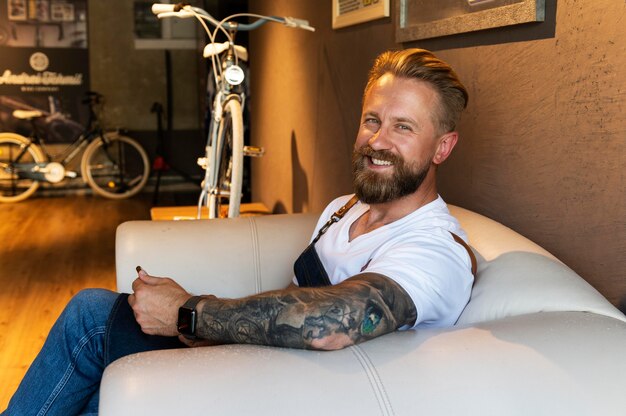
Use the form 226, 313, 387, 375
131, 277, 143, 292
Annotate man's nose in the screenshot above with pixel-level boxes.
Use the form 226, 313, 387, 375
368, 126, 391, 150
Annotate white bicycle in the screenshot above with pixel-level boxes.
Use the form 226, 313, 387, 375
152, 3, 314, 219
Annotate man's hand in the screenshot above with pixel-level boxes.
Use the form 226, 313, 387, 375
128, 268, 191, 337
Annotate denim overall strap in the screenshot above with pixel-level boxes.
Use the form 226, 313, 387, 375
293, 243, 332, 287
293, 195, 359, 287
311, 195, 359, 243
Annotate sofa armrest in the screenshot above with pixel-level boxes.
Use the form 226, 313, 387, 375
115, 213, 319, 296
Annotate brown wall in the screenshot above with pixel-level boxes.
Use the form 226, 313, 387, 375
248, 0, 625, 308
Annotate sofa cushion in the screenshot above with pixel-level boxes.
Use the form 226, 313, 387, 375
457, 251, 626, 325
447, 206, 625, 324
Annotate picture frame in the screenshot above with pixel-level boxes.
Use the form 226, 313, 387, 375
8, 0, 28, 21
36, 0, 51, 22
395, 0, 545, 42
332, 0, 390, 29
51, 3, 75, 22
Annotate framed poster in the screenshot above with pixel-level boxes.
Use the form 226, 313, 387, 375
0, 0, 89, 142
36, 0, 50, 22
332, 0, 390, 29
8, 0, 28, 21
395, 0, 545, 42
51, 2, 75, 22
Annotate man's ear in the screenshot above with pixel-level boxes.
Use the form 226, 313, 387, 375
432, 132, 458, 165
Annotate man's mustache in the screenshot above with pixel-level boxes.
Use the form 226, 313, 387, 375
355, 145, 401, 165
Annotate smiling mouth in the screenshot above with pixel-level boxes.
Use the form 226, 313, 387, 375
370, 157, 393, 166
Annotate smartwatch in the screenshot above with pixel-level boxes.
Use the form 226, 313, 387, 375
177, 296, 204, 339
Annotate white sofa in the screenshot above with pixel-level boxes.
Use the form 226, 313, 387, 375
101, 206, 626, 416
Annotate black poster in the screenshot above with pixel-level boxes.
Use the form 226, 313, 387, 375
0, 0, 89, 142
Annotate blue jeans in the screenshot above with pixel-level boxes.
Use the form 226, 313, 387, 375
2, 289, 184, 415
2, 289, 117, 416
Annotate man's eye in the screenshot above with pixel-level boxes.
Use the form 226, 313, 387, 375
397, 124, 412, 131
364, 118, 380, 125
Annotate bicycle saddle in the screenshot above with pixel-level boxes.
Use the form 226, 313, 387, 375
13, 110, 44, 120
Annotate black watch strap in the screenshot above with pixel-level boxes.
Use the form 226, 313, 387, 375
182, 295, 204, 310
177, 295, 204, 339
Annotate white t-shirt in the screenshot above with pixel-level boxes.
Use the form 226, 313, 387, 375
294, 194, 474, 329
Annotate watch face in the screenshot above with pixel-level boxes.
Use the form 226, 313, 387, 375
177, 307, 196, 337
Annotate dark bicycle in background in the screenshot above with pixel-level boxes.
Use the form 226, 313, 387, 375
0, 91, 150, 202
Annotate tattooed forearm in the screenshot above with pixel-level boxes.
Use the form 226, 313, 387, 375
195, 273, 417, 350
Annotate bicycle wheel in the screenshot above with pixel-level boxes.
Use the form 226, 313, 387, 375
81, 132, 150, 199
0, 133, 45, 203
209, 99, 244, 218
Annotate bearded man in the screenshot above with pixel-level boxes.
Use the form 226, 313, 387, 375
2, 48, 473, 416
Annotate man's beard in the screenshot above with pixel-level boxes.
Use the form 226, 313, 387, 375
352, 145, 431, 204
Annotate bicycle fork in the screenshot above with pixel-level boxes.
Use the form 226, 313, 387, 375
196, 91, 264, 219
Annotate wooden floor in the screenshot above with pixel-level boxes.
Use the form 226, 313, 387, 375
0, 194, 153, 410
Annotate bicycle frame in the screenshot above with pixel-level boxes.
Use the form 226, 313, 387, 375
201, 43, 246, 218
9, 116, 103, 183
38, 93, 108, 166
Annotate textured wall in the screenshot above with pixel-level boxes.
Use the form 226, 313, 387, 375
249, 0, 625, 308
436, 0, 626, 307
87, 0, 201, 131
248, 0, 394, 214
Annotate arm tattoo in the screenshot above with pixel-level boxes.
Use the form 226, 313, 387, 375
195, 273, 417, 350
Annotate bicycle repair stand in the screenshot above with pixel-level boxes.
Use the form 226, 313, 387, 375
150, 102, 198, 205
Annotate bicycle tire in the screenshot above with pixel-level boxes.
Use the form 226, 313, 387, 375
81, 132, 150, 199
209, 99, 244, 218
0, 132, 45, 203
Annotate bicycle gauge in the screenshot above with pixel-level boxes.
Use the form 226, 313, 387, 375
224, 65, 245, 86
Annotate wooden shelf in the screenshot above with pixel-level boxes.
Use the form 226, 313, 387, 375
150, 202, 271, 220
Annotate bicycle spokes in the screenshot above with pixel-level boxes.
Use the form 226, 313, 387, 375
85, 138, 145, 195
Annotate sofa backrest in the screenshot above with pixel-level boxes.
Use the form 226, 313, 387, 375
116, 207, 625, 325
116, 213, 319, 297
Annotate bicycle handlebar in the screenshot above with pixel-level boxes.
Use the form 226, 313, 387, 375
282, 17, 315, 32
151, 3, 176, 14
151, 3, 315, 32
